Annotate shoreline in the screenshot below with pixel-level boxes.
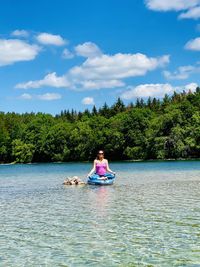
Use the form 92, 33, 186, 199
1, 158, 200, 165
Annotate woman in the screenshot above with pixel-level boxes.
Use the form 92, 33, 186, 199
87, 150, 115, 180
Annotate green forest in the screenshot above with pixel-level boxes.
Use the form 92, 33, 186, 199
1, 87, 200, 163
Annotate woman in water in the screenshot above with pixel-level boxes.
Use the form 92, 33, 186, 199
87, 150, 115, 180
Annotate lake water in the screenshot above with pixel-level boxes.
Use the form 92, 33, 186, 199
0, 161, 200, 266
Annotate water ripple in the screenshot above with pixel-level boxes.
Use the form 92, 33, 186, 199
1, 162, 200, 266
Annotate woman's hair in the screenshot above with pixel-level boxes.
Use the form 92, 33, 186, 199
96, 150, 104, 160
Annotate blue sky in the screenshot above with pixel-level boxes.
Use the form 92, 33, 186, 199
1, 0, 200, 114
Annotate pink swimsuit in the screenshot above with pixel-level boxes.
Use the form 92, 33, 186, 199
96, 161, 107, 175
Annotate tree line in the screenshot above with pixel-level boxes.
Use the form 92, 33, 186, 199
1, 87, 200, 163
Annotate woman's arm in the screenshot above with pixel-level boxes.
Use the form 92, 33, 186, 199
87, 160, 96, 177
106, 159, 115, 174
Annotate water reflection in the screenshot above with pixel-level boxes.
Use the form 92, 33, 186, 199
88, 186, 111, 218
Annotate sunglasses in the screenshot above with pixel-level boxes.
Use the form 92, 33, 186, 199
98, 152, 104, 155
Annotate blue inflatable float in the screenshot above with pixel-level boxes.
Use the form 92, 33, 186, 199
87, 173, 115, 185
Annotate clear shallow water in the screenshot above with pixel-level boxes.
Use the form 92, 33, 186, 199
0, 161, 200, 267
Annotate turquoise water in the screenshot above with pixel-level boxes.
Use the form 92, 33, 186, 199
0, 161, 200, 266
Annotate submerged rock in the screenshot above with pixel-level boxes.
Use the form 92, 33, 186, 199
63, 176, 85, 185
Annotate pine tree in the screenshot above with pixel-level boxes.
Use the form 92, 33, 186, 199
92, 105, 98, 115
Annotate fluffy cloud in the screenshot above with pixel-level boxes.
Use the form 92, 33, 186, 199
145, 0, 200, 19
81, 97, 95, 105
78, 79, 125, 90
11, 29, 29, 38
62, 48, 74, 59
185, 37, 200, 51
66, 53, 169, 90
0, 39, 40, 66
184, 82, 198, 91
37, 93, 62, 101
16, 42, 169, 90
16, 72, 70, 89
121, 82, 198, 99
163, 65, 200, 80
19, 92, 62, 101
121, 83, 174, 99
179, 6, 200, 19
145, 0, 199, 11
75, 42, 102, 58
19, 93, 33, 100
36, 33, 66, 46
69, 53, 169, 80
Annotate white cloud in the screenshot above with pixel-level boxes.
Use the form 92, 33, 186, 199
0, 39, 40, 66
36, 33, 66, 46
68, 53, 169, 89
16, 72, 70, 89
11, 29, 29, 38
82, 97, 95, 105
19, 93, 33, 100
121, 83, 174, 99
184, 82, 198, 91
163, 65, 200, 80
145, 0, 199, 11
19, 92, 62, 101
179, 6, 200, 19
86, 53, 168, 79
62, 48, 74, 59
15, 43, 169, 91
37, 93, 62, 101
75, 42, 102, 58
185, 37, 200, 51
78, 80, 125, 90
121, 82, 198, 99
145, 0, 200, 20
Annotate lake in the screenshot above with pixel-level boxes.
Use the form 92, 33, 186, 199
0, 161, 200, 266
